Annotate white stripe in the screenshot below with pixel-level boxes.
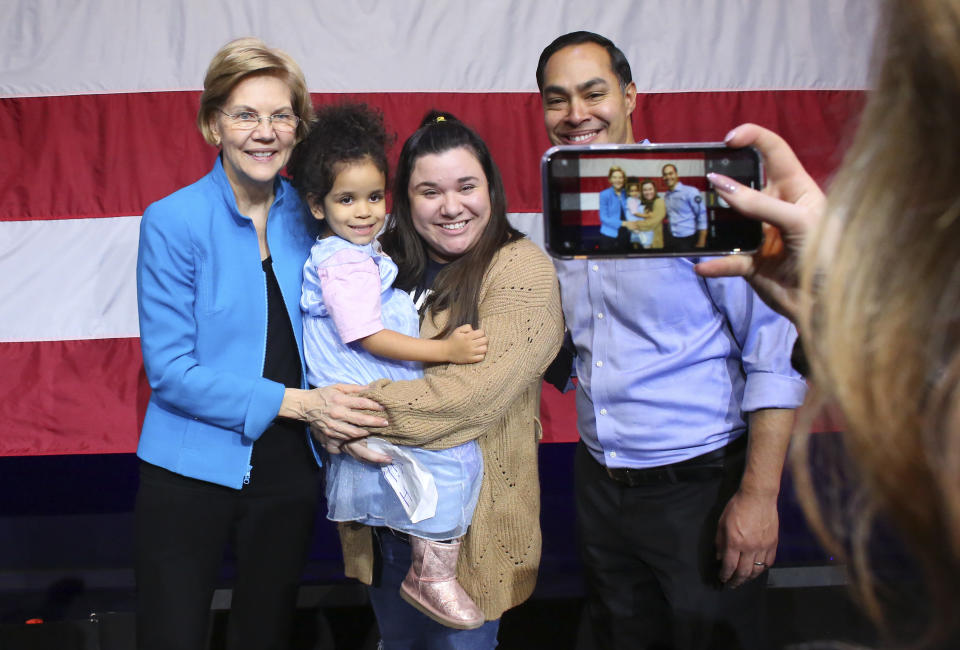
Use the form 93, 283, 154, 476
508, 212, 545, 250
1, 0, 878, 98
578, 158, 705, 178
0, 214, 545, 343
563, 194, 598, 211
0, 217, 141, 342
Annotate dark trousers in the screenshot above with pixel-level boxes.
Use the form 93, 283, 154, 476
670, 233, 698, 252
134, 462, 320, 650
574, 440, 767, 650
598, 227, 632, 252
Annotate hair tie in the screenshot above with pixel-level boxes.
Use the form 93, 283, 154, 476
435, 116, 446, 123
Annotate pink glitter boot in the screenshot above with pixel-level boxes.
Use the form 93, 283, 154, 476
399, 536, 484, 630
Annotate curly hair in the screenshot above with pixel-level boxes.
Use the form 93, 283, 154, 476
287, 102, 393, 211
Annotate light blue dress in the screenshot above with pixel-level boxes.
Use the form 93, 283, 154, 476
301, 236, 482, 540
625, 196, 654, 248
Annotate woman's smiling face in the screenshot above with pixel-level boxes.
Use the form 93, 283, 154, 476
609, 169, 625, 191
408, 146, 491, 263
210, 74, 297, 194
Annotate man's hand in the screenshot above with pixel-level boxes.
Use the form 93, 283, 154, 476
716, 489, 779, 588
716, 408, 794, 588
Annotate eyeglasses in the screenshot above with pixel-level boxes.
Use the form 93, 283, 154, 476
218, 109, 300, 133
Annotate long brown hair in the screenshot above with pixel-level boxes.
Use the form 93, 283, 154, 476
795, 0, 960, 643
379, 111, 523, 337
639, 179, 658, 212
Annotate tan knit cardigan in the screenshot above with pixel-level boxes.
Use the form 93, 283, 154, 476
337, 237, 564, 620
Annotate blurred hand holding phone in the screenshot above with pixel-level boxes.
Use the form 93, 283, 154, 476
541, 143, 764, 258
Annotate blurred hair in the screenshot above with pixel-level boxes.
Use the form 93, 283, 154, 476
640, 179, 658, 210
197, 37, 313, 145
286, 102, 392, 224
607, 165, 625, 180
379, 110, 523, 337
797, 0, 960, 644
535, 31, 632, 93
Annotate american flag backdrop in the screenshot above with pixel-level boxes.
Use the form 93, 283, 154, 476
0, 1, 875, 456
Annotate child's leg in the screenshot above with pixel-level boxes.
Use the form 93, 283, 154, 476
398, 533, 484, 630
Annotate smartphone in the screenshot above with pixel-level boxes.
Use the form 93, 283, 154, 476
541, 143, 764, 258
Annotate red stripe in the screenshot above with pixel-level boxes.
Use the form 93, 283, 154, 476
577, 177, 706, 193
0, 338, 574, 456
0, 339, 147, 456
540, 386, 579, 443
578, 150, 709, 160
2, 88, 862, 455
2, 89, 863, 221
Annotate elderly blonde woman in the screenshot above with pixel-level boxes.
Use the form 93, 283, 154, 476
134, 38, 384, 650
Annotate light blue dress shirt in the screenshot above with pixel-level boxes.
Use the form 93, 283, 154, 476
555, 256, 807, 469
664, 182, 707, 237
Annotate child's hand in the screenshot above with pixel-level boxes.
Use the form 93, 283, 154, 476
445, 324, 488, 364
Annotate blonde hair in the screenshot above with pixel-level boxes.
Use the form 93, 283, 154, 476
197, 37, 313, 145
607, 165, 625, 180
796, 0, 960, 643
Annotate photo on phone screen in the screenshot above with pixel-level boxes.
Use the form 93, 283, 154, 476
541, 144, 764, 258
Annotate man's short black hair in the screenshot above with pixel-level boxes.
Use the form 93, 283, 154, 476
535, 31, 633, 93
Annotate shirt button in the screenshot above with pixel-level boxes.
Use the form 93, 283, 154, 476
609, 450, 616, 457
591, 264, 599, 271
596, 360, 603, 368
600, 408, 608, 416
597, 313, 604, 319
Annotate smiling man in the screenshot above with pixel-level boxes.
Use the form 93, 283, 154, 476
662, 163, 708, 249
538, 35, 637, 146
536, 32, 808, 650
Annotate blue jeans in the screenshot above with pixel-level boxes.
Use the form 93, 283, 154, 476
368, 530, 500, 649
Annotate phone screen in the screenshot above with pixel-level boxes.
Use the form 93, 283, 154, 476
541, 144, 764, 258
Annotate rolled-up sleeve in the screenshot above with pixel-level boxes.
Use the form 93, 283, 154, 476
704, 274, 807, 412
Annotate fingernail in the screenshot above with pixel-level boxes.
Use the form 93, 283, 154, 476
707, 172, 738, 194
723, 128, 737, 143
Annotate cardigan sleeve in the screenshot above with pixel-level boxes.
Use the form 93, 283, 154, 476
633, 197, 666, 231
363, 239, 563, 449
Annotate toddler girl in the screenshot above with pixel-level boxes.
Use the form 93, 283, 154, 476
624, 180, 655, 249
287, 103, 487, 630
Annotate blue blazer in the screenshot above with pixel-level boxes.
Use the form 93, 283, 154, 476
598, 186, 627, 238
136, 157, 319, 489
